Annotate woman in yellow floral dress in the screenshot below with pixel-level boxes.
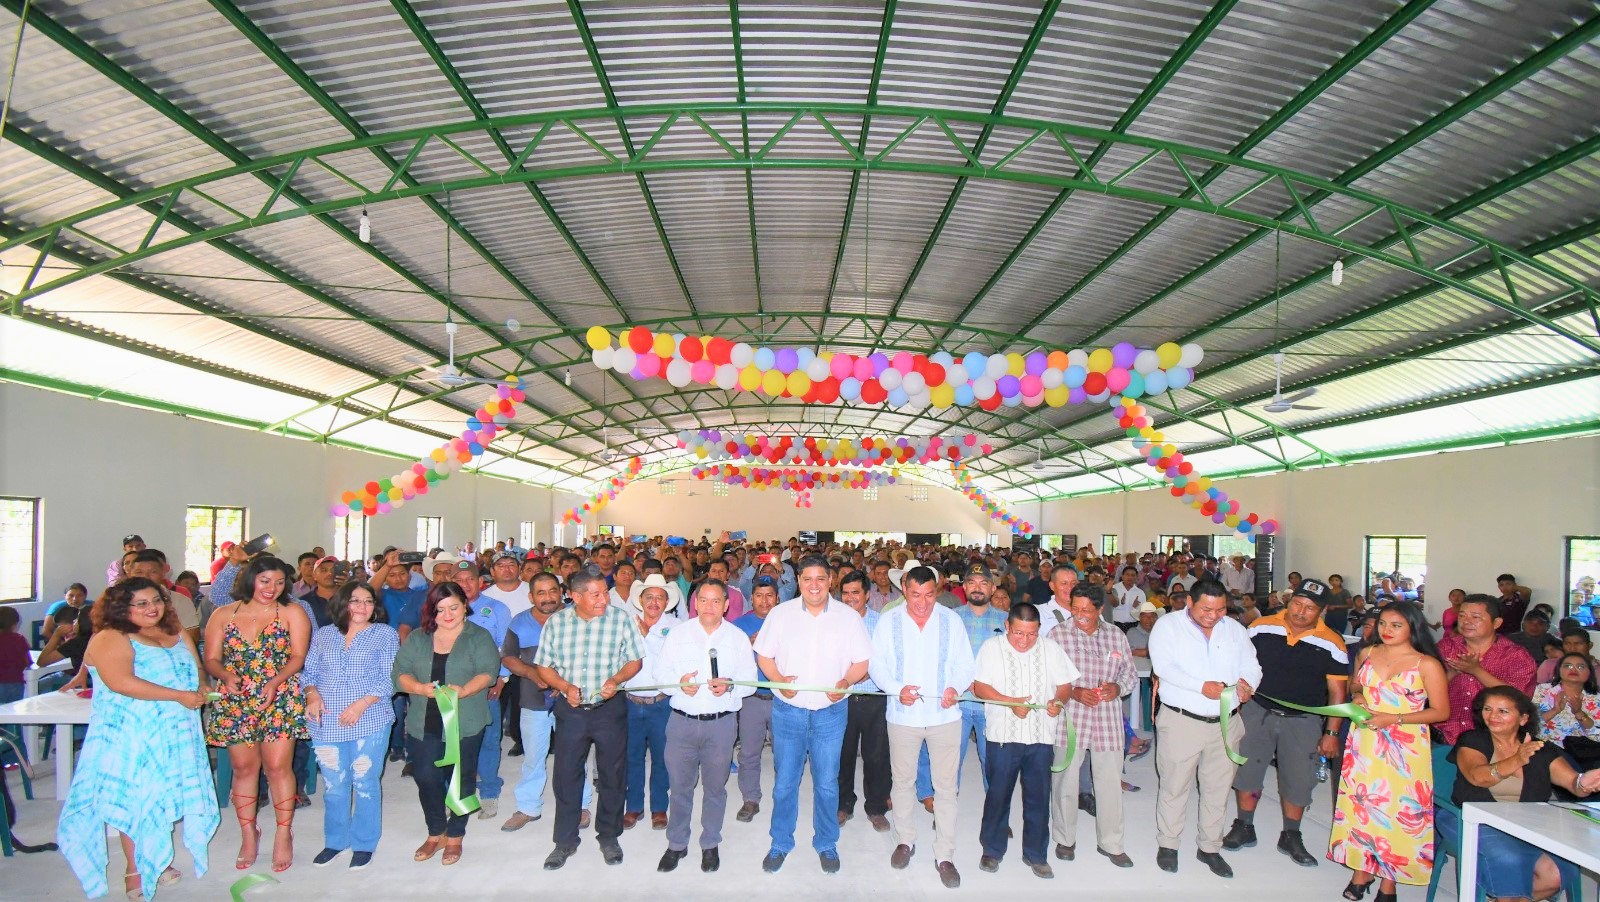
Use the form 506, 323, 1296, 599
1328, 601, 1449, 901
203, 555, 311, 874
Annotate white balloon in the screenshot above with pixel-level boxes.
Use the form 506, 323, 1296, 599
1040, 367, 1063, 389
1134, 349, 1160, 374
612, 347, 637, 373
945, 363, 968, 387
592, 346, 614, 370
1087, 389, 1110, 404
972, 376, 997, 400
1178, 342, 1205, 369
902, 371, 926, 394
879, 368, 902, 391
985, 354, 1009, 379
666, 358, 693, 388
714, 363, 739, 390
730, 342, 754, 368
678, 429, 694, 444
1066, 348, 1088, 369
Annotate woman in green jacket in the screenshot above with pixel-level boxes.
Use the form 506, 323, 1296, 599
392, 582, 498, 866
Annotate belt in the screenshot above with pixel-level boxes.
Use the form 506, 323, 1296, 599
576, 695, 618, 711
628, 693, 667, 704
754, 690, 773, 699
672, 708, 734, 721
1162, 702, 1221, 724
1262, 703, 1313, 718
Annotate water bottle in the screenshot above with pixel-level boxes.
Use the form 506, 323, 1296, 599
1315, 755, 1331, 783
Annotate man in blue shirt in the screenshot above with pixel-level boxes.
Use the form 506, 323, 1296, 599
456, 562, 511, 819
373, 552, 428, 767
730, 576, 779, 822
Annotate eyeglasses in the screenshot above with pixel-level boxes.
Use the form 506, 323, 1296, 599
1560, 662, 1590, 671
347, 599, 376, 607
128, 598, 166, 610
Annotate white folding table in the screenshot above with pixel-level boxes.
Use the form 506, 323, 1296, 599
0, 692, 92, 800
1459, 801, 1600, 901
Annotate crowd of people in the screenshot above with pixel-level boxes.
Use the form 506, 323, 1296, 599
4, 532, 1600, 902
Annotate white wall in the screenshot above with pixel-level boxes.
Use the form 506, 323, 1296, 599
1035, 435, 1600, 615
0, 383, 581, 616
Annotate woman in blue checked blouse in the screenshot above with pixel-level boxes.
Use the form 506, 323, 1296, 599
301, 580, 400, 870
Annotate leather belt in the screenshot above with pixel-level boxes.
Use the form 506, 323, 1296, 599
1162, 702, 1221, 724
628, 693, 667, 704
672, 708, 734, 721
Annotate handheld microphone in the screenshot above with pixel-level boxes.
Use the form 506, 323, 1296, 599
709, 648, 720, 680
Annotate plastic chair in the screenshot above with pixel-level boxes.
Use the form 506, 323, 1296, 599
0, 733, 35, 858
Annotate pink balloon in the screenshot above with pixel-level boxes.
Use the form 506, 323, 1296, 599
1019, 374, 1042, 396
691, 359, 715, 383
830, 353, 854, 380
638, 353, 661, 378
892, 351, 915, 374
331, 504, 349, 517
1106, 367, 1131, 394
852, 356, 873, 382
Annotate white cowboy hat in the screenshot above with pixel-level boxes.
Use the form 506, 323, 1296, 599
631, 573, 683, 614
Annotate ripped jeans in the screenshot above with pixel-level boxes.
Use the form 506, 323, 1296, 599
312, 730, 388, 853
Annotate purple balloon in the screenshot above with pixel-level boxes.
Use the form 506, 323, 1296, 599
869, 353, 890, 376
1112, 342, 1137, 369
1024, 351, 1047, 375
997, 375, 1021, 397
1068, 386, 1087, 405
774, 347, 799, 374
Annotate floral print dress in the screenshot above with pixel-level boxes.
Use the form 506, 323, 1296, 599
1327, 656, 1433, 885
205, 607, 308, 746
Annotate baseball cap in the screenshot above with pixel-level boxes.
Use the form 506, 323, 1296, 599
492, 551, 519, 564
752, 575, 778, 590
1293, 578, 1329, 603
123, 534, 144, 544
1135, 601, 1161, 615
964, 562, 995, 582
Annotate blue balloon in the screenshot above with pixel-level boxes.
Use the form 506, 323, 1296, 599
963, 352, 987, 376
468, 442, 483, 455
887, 387, 909, 407
1144, 369, 1168, 395
466, 417, 481, 431
1001, 392, 1022, 407
754, 347, 776, 371
1237, 522, 1252, 534
796, 347, 815, 370
840, 377, 861, 401
1064, 365, 1087, 388
1167, 366, 1192, 390
954, 383, 974, 406
1207, 487, 1221, 498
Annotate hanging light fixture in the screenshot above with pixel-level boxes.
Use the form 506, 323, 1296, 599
358, 207, 371, 243
1331, 259, 1343, 286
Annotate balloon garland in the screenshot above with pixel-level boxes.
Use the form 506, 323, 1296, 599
691, 464, 901, 491
332, 378, 527, 518
949, 461, 1035, 538
676, 430, 993, 466
561, 456, 644, 526
586, 324, 1201, 411
1115, 398, 1279, 540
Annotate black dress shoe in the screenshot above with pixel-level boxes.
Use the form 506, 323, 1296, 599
1077, 793, 1096, 817
762, 850, 786, 873
1196, 850, 1233, 878
658, 848, 686, 872
1156, 847, 1178, 872
936, 861, 960, 888
1277, 830, 1318, 866
507, 744, 524, 758
1097, 847, 1133, 868
543, 845, 577, 870
819, 850, 840, 874
701, 848, 720, 872
1054, 843, 1075, 861
979, 855, 1000, 872
1222, 818, 1257, 850
600, 839, 624, 866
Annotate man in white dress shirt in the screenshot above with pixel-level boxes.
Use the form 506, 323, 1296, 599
654, 579, 756, 874
869, 566, 977, 889
1149, 578, 1263, 879
1109, 566, 1147, 628
1220, 554, 1254, 597
1035, 566, 1076, 632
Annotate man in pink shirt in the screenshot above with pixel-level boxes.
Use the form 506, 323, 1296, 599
1436, 594, 1537, 744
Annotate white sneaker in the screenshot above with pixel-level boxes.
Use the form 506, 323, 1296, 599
477, 798, 499, 819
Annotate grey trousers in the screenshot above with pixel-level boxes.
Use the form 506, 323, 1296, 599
737, 693, 773, 803
666, 711, 739, 851
1051, 747, 1126, 854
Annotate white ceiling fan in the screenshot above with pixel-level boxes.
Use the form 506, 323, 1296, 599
404, 320, 502, 388
1258, 229, 1323, 415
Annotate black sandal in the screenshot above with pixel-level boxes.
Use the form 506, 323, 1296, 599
1373, 893, 1396, 902
1341, 878, 1373, 901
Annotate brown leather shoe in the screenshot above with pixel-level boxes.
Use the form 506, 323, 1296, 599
1054, 843, 1075, 861
736, 801, 759, 822
413, 835, 443, 862
441, 838, 462, 866
921, 797, 935, 813
890, 844, 914, 870
651, 811, 667, 830
936, 860, 961, 888
868, 814, 891, 832
622, 811, 641, 830
836, 810, 850, 826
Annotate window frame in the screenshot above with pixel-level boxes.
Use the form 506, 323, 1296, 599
480, 519, 498, 550
0, 495, 41, 601
1363, 535, 1428, 598
333, 513, 368, 563
1101, 534, 1119, 557
416, 516, 443, 553
519, 521, 535, 549
184, 504, 247, 577
1563, 535, 1600, 623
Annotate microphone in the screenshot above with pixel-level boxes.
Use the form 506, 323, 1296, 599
709, 648, 720, 681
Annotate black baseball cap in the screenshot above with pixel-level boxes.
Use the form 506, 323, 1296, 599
1293, 578, 1330, 604
123, 534, 144, 544
964, 563, 995, 582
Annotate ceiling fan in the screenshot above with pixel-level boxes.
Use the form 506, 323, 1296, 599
1258, 230, 1323, 415
404, 320, 502, 388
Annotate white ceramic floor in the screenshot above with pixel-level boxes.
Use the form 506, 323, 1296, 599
4, 738, 1452, 900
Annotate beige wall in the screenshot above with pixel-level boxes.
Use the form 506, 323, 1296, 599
1035, 435, 1600, 615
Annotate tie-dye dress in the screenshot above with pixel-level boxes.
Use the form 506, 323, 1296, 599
1326, 656, 1434, 885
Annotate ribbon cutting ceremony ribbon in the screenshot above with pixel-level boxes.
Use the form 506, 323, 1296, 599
1219, 686, 1247, 765
432, 684, 482, 817
229, 874, 278, 902
1259, 696, 1372, 725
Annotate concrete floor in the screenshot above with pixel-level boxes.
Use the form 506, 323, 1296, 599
4, 738, 1451, 900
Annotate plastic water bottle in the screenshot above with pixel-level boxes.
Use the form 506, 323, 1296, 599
1315, 755, 1331, 783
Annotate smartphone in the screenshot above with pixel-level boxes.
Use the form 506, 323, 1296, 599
757, 553, 777, 565
729, 530, 748, 541
629, 534, 648, 544
332, 561, 351, 580
666, 536, 687, 547
241, 533, 275, 556
398, 551, 426, 564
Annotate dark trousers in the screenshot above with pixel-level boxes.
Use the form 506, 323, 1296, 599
502, 680, 522, 747
552, 696, 628, 847
389, 695, 409, 759
981, 741, 1053, 864
838, 693, 891, 817
408, 730, 485, 838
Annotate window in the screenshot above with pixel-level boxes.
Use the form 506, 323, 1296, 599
863, 487, 879, 502
519, 521, 535, 549
333, 514, 367, 562
1564, 536, 1600, 624
185, 505, 246, 576
0, 496, 40, 600
552, 522, 565, 548
480, 519, 498, 549
599, 525, 622, 537
1213, 535, 1255, 560
659, 480, 677, 495
1039, 535, 1064, 553
1101, 535, 1119, 557
573, 523, 587, 546
940, 533, 962, 546
711, 481, 729, 497
416, 516, 443, 553
988, 533, 1000, 547
1364, 536, 1427, 597
834, 531, 906, 545
910, 485, 929, 502
1158, 535, 1188, 555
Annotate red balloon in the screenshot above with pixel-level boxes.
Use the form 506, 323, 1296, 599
680, 336, 703, 362
365, 481, 381, 496
1247, 513, 1259, 524
1171, 486, 1185, 497
1083, 372, 1107, 395
706, 337, 732, 366
726, 441, 738, 453
979, 393, 1002, 411
627, 326, 652, 354
924, 362, 946, 387
860, 379, 887, 405
1178, 462, 1193, 475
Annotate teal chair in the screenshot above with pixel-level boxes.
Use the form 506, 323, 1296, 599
0, 733, 36, 857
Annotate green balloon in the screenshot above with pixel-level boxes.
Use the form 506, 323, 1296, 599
379, 478, 392, 491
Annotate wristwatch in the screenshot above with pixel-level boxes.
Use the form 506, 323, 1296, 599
1489, 763, 1502, 779
1323, 729, 1339, 737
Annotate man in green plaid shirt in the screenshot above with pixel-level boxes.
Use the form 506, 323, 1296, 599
534, 569, 644, 870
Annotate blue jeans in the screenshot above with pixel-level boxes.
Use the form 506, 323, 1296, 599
917, 704, 988, 798
769, 698, 848, 855
626, 699, 670, 813
514, 708, 592, 816
312, 730, 387, 853
476, 704, 503, 800
1436, 805, 1581, 899
981, 741, 1053, 864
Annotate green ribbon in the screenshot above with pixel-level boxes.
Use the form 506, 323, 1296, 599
1259, 695, 1371, 725
229, 874, 278, 902
432, 685, 482, 817
1220, 686, 1247, 765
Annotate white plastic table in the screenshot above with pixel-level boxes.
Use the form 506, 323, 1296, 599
0, 692, 92, 800
24, 658, 70, 697
1459, 802, 1600, 901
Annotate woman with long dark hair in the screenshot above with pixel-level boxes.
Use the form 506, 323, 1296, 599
1328, 600, 1449, 901
202, 555, 311, 873
58, 578, 218, 899
1534, 651, 1600, 768
302, 581, 399, 869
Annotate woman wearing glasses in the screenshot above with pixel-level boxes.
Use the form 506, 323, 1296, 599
1534, 652, 1600, 768
301, 581, 400, 869
58, 578, 217, 900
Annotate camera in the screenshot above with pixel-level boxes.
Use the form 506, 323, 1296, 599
398, 551, 426, 564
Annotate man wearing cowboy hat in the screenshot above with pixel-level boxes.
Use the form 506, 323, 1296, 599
622, 575, 683, 830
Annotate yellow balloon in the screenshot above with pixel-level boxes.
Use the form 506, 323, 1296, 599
787, 371, 811, 396
931, 383, 955, 408
1044, 385, 1069, 407
738, 365, 762, 391
695, 446, 708, 459
1156, 342, 1182, 369
1006, 353, 1026, 376
1162, 443, 1176, 458
616, 328, 630, 347
585, 325, 612, 351
1088, 348, 1114, 373
653, 333, 676, 358
1225, 514, 1240, 527
1139, 426, 1154, 438
761, 369, 786, 396
1197, 477, 1212, 491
